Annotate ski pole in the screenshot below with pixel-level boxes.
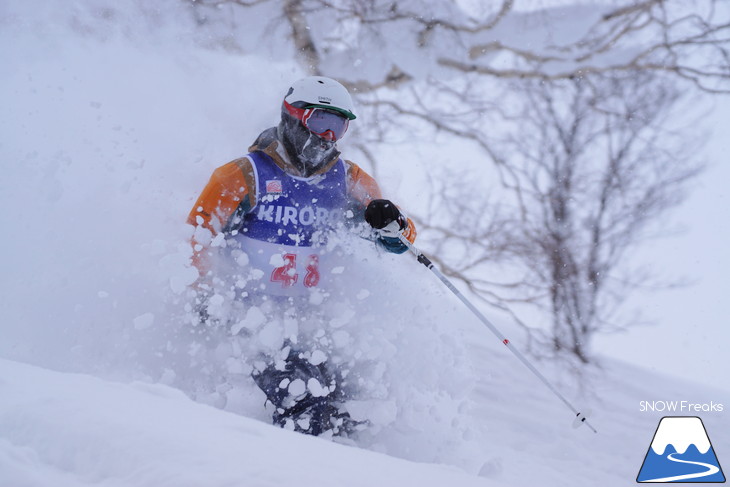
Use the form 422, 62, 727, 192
397, 233, 598, 434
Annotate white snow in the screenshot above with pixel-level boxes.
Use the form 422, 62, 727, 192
310, 349, 328, 366
234, 251, 250, 267
0, 359, 492, 487
1, 1, 728, 486
258, 321, 285, 349
133, 312, 155, 330
307, 377, 328, 397
210, 233, 226, 248
269, 253, 286, 267
231, 306, 267, 335
288, 378, 307, 396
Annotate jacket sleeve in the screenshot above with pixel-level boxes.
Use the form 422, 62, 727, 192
187, 157, 256, 282
345, 160, 417, 254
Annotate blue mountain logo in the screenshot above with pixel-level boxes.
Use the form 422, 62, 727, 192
637, 416, 725, 483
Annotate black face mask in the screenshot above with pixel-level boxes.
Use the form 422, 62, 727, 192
279, 113, 339, 177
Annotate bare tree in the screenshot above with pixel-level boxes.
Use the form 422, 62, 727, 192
387, 71, 704, 363
185, 0, 729, 94
490, 73, 703, 362
182, 0, 724, 362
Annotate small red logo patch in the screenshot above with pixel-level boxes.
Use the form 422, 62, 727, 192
266, 180, 282, 194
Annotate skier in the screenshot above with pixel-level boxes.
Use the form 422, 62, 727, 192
187, 76, 417, 436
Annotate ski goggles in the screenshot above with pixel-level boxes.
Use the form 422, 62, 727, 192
284, 101, 349, 141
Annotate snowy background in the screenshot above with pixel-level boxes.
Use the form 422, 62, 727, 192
1, 1, 728, 486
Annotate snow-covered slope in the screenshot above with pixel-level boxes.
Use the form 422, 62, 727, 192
1, 349, 728, 486
0, 358, 497, 487
1, 1, 728, 486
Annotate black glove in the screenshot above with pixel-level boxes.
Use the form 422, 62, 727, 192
365, 199, 406, 233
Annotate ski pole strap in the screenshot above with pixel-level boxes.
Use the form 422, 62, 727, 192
397, 233, 598, 434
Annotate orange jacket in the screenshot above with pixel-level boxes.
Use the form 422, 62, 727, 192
188, 134, 416, 281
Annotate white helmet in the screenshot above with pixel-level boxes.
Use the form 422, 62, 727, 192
283, 76, 356, 120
